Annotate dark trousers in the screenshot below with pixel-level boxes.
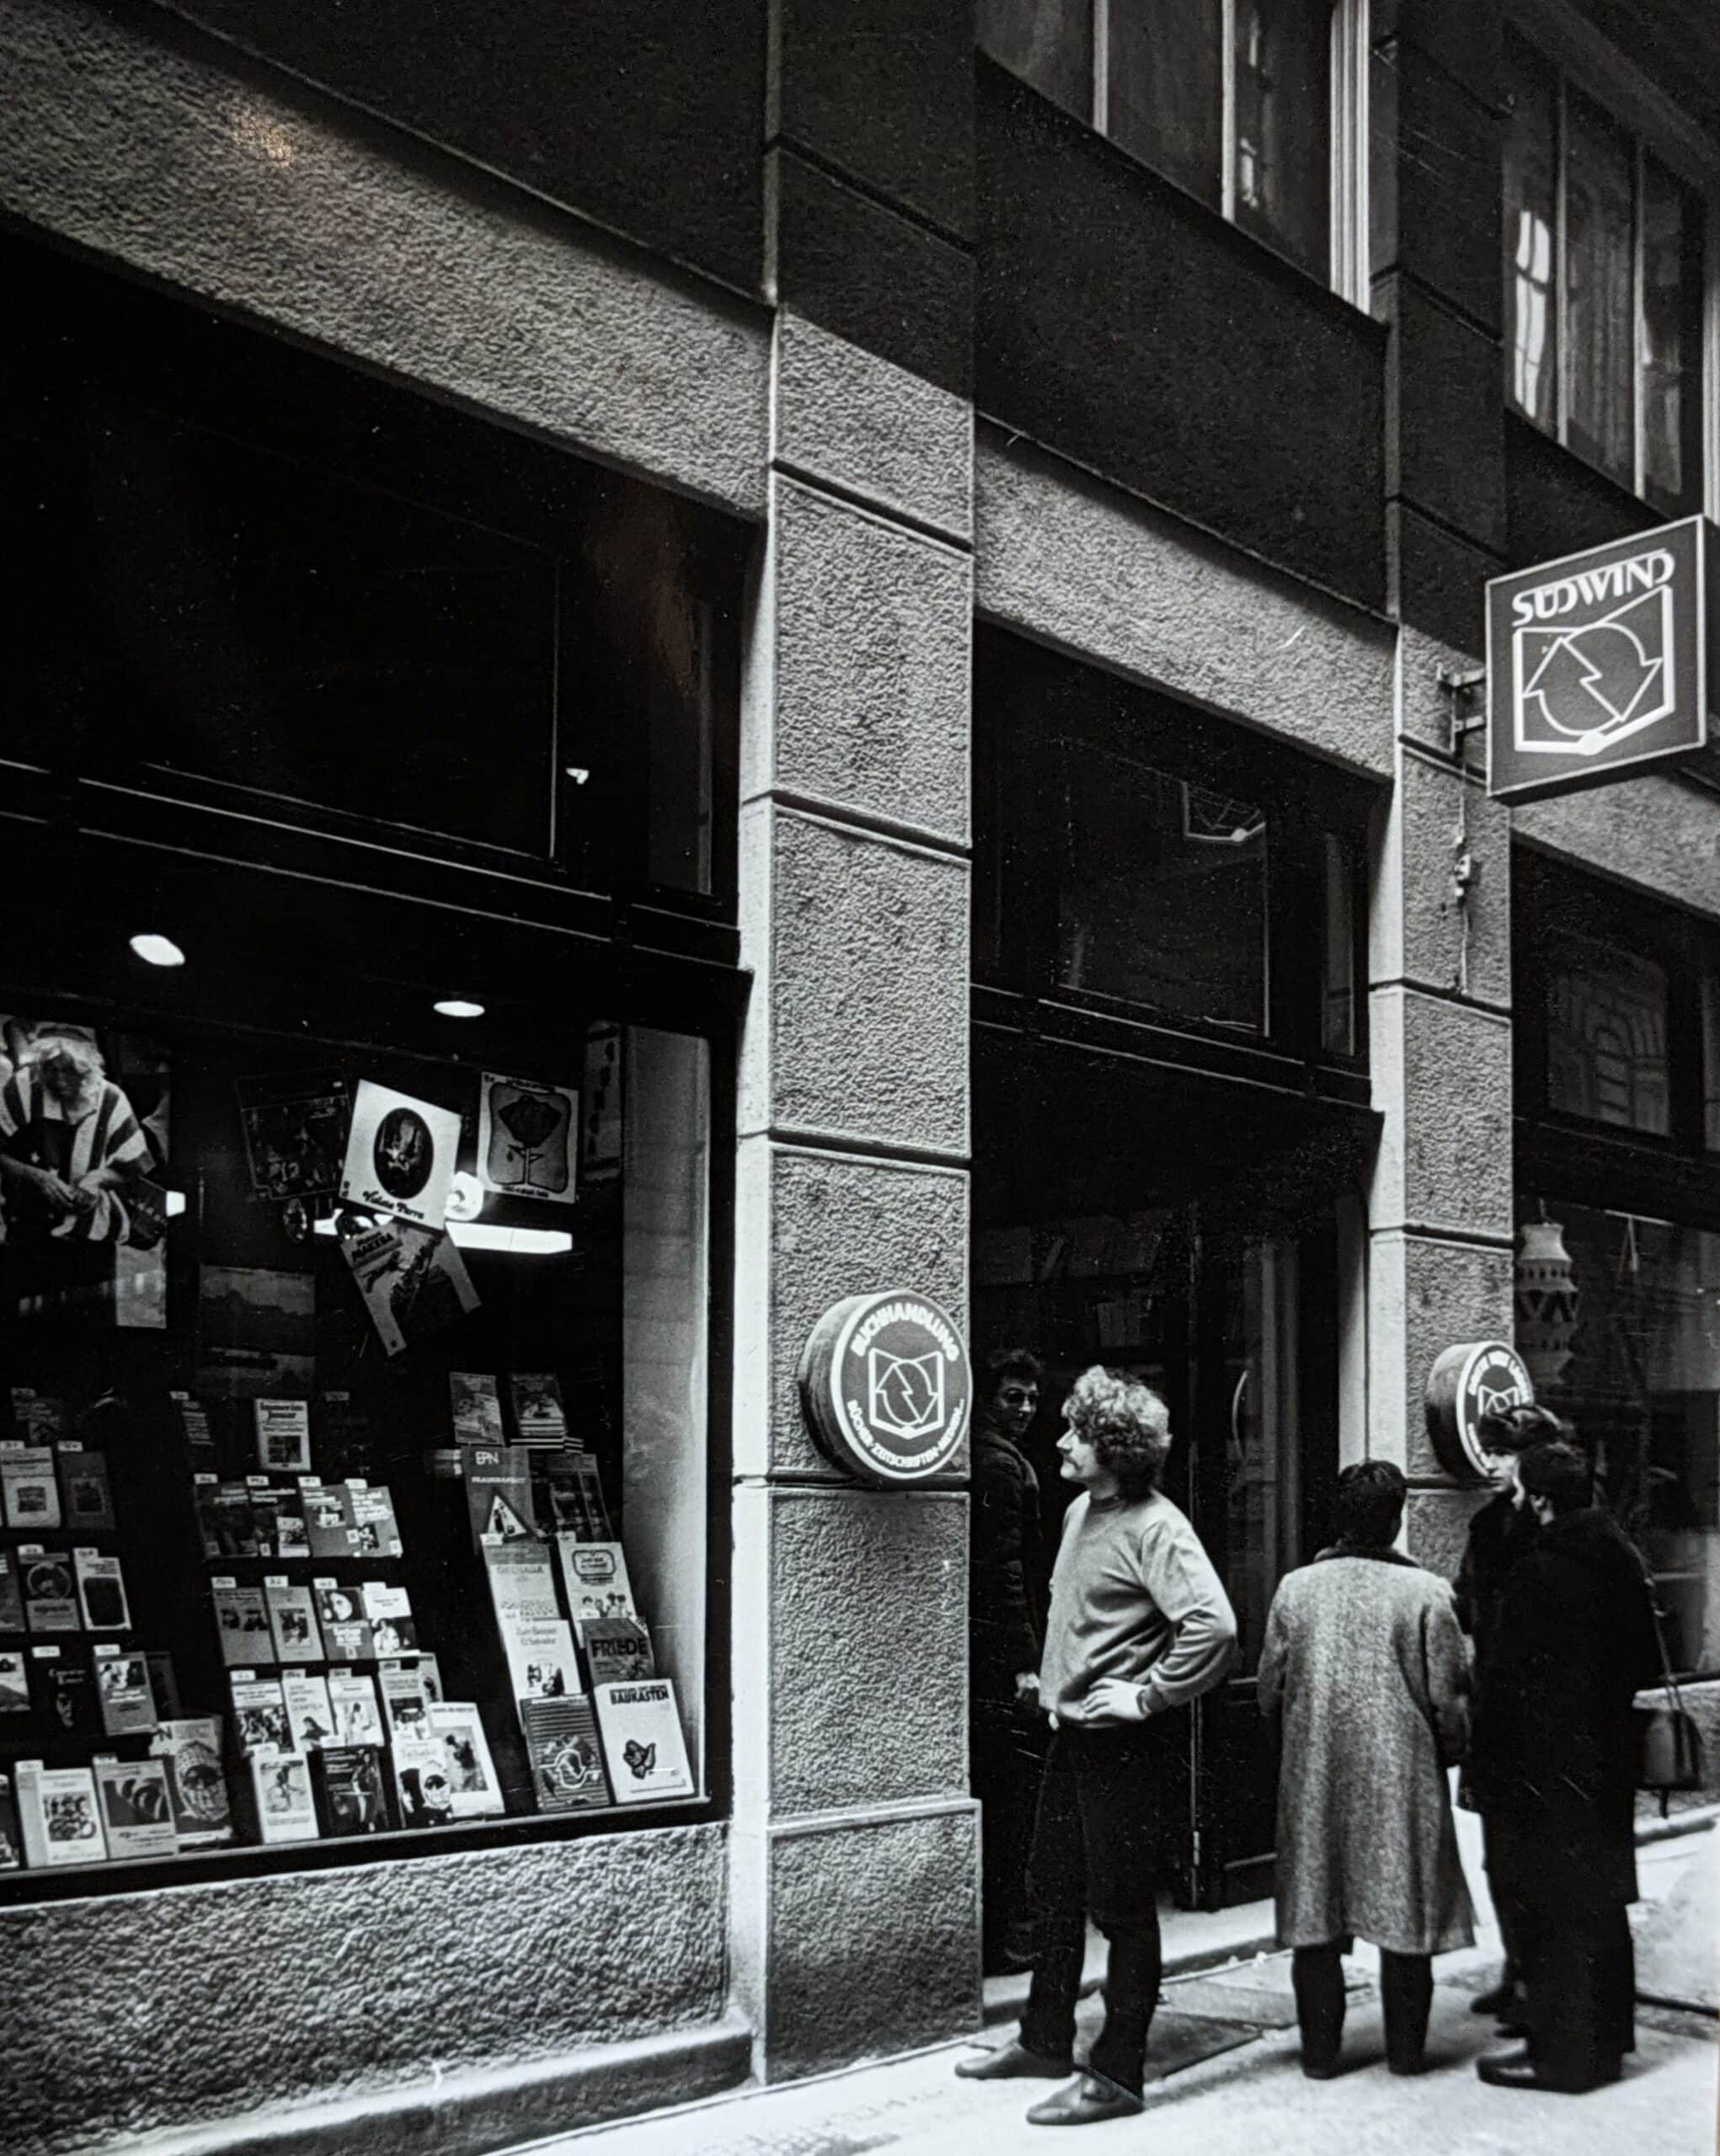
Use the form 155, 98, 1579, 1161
1491, 1820, 1634, 2091
1291, 1942, 1433, 2074
1018, 1724, 1162, 2099
1479, 1811, 1525, 1993
972, 1710, 1049, 1975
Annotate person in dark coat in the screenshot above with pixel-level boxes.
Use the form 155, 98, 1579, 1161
1452, 1402, 1563, 2028
968, 1348, 1048, 1974
1470, 1442, 1661, 2095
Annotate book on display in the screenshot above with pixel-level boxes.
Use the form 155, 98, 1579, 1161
428, 1703, 504, 1818
593, 1680, 696, 1803
73, 1549, 132, 1631
578, 1616, 654, 1688
20, 1550, 78, 1634
555, 1538, 637, 1628
359, 1582, 416, 1657
0, 1446, 61, 1532
55, 1444, 116, 1532
151, 1719, 233, 1845
230, 1674, 292, 1757
212, 1582, 275, 1668
282, 1671, 337, 1751
93, 1646, 158, 1737
521, 1695, 612, 1812
243, 1751, 318, 1844
264, 1580, 323, 1664
16, 1761, 108, 1866
310, 1745, 394, 1835
93, 1757, 178, 1860
326, 1670, 383, 1748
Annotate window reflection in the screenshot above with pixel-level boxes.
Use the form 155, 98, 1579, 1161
1545, 932, 1670, 1136
1642, 156, 1706, 516
1504, 44, 1558, 429
1231, 0, 1331, 277
1564, 93, 1636, 489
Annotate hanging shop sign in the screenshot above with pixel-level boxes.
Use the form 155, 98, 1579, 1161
1424, 1339, 1536, 1485
1485, 515, 1713, 804
799, 1292, 973, 1486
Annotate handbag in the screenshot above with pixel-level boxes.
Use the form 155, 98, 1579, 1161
1634, 1566, 1704, 1817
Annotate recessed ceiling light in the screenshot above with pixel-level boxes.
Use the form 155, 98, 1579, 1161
433, 998, 484, 1019
129, 933, 186, 968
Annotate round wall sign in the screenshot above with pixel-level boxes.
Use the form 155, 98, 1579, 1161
1424, 1339, 1536, 1485
798, 1291, 973, 1486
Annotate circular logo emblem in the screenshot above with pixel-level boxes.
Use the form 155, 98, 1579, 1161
544, 1733, 606, 1801
372, 1107, 433, 1200
1424, 1339, 1536, 1485
799, 1291, 972, 1486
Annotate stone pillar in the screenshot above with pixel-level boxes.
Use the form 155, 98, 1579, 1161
729, 294, 978, 2068
1367, 1, 1516, 1565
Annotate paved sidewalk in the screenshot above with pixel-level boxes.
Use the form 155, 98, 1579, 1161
505, 1824, 1717, 2156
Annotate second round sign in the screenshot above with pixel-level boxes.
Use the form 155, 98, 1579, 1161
798, 1291, 972, 1486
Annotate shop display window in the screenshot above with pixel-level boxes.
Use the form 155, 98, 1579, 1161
0, 1001, 713, 1886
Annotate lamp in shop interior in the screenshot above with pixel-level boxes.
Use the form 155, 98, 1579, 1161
128, 932, 185, 968
1515, 1204, 1579, 1391
433, 998, 484, 1019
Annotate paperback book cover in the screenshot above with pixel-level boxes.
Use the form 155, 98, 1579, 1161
0, 1553, 24, 1633
578, 1617, 655, 1688
392, 1737, 455, 1828
230, 1674, 292, 1757
55, 1444, 116, 1532
501, 1616, 580, 1709
348, 1483, 402, 1558
243, 1751, 318, 1844
416, 1652, 446, 1705
537, 1451, 611, 1540
484, 1539, 559, 1630
195, 1481, 259, 1561
254, 1399, 312, 1476
0, 1773, 22, 1870
0, 1648, 29, 1713
40, 1649, 98, 1737
593, 1680, 696, 1804
428, 1702, 505, 1818
359, 1582, 416, 1657
247, 1482, 285, 1560
270, 1486, 309, 1560
1, 1446, 61, 1532
522, 1694, 612, 1812
93, 1646, 158, 1737
377, 1660, 434, 1742
462, 1444, 537, 1549
449, 1372, 505, 1447
151, 1718, 232, 1844
144, 1648, 182, 1721
310, 1744, 395, 1835
93, 1757, 177, 1860
264, 1581, 323, 1665
556, 1539, 637, 1628
311, 1582, 373, 1662
212, 1582, 275, 1668
73, 1550, 131, 1631
16, 1761, 108, 1866
327, 1670, 383, 1748
170, 1391, 216, 1452
21, 1551, 78, 1634
9, 1390, 67, 1442
303, 1482, 361, 1561
282, 1671, 337, 1751
508, 1372, 568, 1444
339, 1216, 479, 1357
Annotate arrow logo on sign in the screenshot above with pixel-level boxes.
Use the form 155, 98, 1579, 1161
1514, 585, 1675, 753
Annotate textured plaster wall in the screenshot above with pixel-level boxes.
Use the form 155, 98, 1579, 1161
0, 0, 768, 515
1514, 775, 1720, 924
2, 1827, 727, 2156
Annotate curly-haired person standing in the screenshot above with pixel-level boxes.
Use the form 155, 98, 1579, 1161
957, 1367, 1237, 2126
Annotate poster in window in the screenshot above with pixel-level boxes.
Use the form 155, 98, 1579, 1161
477, 1070, 579, 1205
237, 1072, 351, 1200
338, 1217, 479, 1358
339, 1081, 460, 1229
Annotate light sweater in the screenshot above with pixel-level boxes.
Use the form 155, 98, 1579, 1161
1039, 1488, 1237, 1719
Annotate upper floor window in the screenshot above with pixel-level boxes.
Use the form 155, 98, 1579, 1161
1504, 32, 1708, 516
979, 0, 1362, 291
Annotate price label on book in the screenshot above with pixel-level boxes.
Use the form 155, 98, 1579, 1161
798, 1291, 972, 1486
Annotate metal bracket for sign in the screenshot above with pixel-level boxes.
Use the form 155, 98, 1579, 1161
1438, 665, 1488, 755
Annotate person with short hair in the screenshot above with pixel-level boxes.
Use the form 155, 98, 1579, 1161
969, 1347, 1049, 1974
956, 1366, 1236, 2126
1470, 1441, 1660, 2095
1258, 1460, 1473, 2079
1452, 1401, 1565, 2029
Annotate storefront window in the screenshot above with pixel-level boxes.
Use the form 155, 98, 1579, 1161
1528, 1201, 1720, 1678
0, 1001, 713, 1884
1055, 743, 1269, 1033
1544, 931, 1670, 1136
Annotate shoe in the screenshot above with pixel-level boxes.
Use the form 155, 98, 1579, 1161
1472, 1981, 1526, 2019
1477, 2048, 1621, 2096
1301, 2058, 1343, 2081
956, 2039, 1074, 2082
1495, 2020, 1530, 2041
1025, 2073, 1146, 2126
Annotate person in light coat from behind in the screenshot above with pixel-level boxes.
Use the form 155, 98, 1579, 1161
1258, 1460, 1473, 2079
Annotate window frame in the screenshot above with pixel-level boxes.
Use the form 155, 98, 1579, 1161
1504, 3, 1720, 518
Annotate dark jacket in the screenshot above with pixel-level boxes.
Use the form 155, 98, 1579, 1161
970, 1424, 1044, 1713
1469, 1508, 1659, 1902
1453, 1490, 1538, 1673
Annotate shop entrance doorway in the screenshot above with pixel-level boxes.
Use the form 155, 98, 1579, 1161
971, 1032, 1367, 1912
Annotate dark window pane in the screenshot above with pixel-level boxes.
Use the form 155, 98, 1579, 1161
1564, 92, 1636, 488
1545, 931, 1670, 1135
1502, 36, 1559, 431
1231, 0, 1331, 275
979, 0, 1092, 121
1108, 0, 1222, 209
1320, 832, 1356, 1057
1055, 744, 1268, 1032
1642, 157, 1706, 516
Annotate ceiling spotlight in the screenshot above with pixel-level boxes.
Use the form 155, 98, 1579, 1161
433, 998, 484, 1019
129, 933, 186, 969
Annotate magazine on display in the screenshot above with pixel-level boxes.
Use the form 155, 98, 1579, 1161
93, 1646, 158, 1737
230, 1674, 293, 1757
93, 1758, 177, 1860
73, 1550, 131, 1631
243, 1751, 318, 1844
592, 1681, 696, 1804
522, 1695, 612, 1812
264, 1581, 323, 1665
253, 1400, 312, 1476
16, 1762, 108, 1866
55, 1444, 115, 1532
20, 1551, 78, 1634
555, 1539, 637, 1629
449, 1372, 505, 1447
578, 1617, 654, 1688
478, 1073, 578, 1207
1, 1446, 61, 1533
151, 1719, 232, 1845
429, 1703, 505, 1818
484, 1539, 559, 1629
212, 1582, 275, 1668
282, 1672, 336, 1751
538, 1451, 610, 1540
